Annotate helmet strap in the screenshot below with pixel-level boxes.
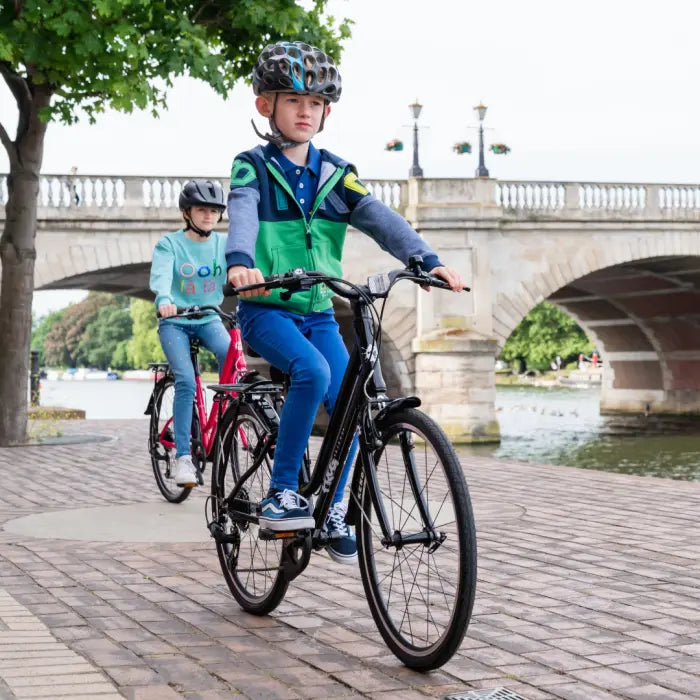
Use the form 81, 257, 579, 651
250, 93, 311, 150
183, 211, 213, 238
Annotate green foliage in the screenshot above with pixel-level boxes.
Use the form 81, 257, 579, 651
111, 339, 131, 370
42, 292, 127, 367
126, 298, 165, 368
500, 302, 593, 371
0, 0, 351, 125
76, 305, 133, 369
31, 308, 65, 365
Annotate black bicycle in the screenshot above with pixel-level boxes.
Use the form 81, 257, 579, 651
207, 257, 477, 670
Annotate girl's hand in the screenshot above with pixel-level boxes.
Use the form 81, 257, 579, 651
227, 265, 270, 297
158, 303, 178, 318
429, 266, 464, 292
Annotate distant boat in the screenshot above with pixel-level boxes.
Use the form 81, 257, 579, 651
84, 370, 119, 381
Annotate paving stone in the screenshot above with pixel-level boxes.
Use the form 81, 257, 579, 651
0, 419, 699, 700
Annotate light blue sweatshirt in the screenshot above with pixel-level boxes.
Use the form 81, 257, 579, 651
149, 229, 227, 325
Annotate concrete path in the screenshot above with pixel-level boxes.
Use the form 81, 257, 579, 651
0, 419, 699, 700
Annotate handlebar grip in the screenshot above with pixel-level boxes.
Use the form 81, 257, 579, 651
425, 275, 471, 292
222, 275, 283, 297
156, 306, 188, 319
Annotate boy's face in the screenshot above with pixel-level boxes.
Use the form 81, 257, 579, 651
256, 93, 330, 143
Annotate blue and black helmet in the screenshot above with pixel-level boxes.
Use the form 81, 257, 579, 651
252, 41, 342, 103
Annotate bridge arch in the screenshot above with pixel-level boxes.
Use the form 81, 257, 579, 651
493, 231, 700, 414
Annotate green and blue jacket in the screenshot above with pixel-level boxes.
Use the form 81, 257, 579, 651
225, 142, 441, 314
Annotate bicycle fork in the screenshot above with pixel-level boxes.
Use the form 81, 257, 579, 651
348, 423, 445, 552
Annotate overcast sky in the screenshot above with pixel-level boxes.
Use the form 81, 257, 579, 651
3, 0, 700, 316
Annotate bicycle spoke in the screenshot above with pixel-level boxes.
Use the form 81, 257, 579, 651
358, 411, 476, 668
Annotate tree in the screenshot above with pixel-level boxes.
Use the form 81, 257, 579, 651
500, 302, 593, 372
0, 2, 349, 444
127, 298, 165, 369
43, 292, 120, 367
31, 307, 65, 365
77, 305, 133, 369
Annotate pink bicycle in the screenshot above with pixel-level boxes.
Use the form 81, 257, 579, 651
145, 306, 251, 503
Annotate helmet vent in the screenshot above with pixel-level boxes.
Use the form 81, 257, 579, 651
251, 40, 342, 103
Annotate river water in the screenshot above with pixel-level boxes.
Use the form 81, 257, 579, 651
38, 380, 700, 483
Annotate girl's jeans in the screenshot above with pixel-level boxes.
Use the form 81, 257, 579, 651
237, 301, 359, 505
158, 320, 230, 457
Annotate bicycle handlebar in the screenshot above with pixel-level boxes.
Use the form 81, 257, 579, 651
222, 263, 470, 302
156, 304, 234, 321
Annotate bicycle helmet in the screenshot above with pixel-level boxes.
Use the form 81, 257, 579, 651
179, 179, 226, 211
178, 180, 226, 237
253, 41, 342, 103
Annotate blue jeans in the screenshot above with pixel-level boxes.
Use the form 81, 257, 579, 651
158, 320, 230, 457
237, 302, 359, 504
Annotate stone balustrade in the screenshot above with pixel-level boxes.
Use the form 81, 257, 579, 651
0, 174, 407, 211
3, 173, 700, 218
496, 180, 700, 216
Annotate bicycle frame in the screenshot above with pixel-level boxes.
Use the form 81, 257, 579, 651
220, 264, 460, 547
155, 319, 248, 458
298, 299, 412, 544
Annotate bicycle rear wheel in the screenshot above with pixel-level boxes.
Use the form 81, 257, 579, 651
356, 408, 477, 670
211, 403, 289, 615
149, 378, 193, 503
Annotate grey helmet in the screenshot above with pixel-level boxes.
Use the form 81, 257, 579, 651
178, 179, 226, 211
252, 41, 342, 103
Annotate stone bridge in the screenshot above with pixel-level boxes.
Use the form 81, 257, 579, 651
2, 172, 700, 441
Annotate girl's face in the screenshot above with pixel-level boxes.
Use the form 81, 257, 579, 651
186, 205, 221, 232
256, 93, 330, 143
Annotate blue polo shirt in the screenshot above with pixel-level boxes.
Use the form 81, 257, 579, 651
269, 143, 320, 220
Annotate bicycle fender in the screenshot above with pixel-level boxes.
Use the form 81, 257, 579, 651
144, 377, 170, 415
374, 397, 421, 425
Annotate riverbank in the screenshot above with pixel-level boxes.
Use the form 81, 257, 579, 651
496, 366, 603, 388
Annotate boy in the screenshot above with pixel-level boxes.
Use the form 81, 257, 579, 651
150, 179, 229, 487
226, 41, 464, 563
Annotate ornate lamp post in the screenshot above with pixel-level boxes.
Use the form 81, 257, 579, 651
474, 102, 489, 178
409, 99, 423, 177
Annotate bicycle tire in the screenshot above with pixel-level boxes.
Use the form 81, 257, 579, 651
149, 377, 193, 503
211, 403, 289, 615
356, 408, 477, 670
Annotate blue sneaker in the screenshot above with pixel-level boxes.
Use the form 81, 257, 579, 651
258, 489, 315, 531
323, 501, 357, 565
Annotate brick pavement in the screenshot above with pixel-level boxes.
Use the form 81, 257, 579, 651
0, 419, 699, 699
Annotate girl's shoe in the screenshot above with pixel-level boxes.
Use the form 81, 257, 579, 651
172, 455, 198, 487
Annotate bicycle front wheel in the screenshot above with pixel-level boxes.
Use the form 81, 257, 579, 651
149, 378, 192, 503
356, 408, 477, 670
212, 403, 289, 615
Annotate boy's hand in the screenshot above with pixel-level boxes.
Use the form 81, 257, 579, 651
158, 303, 177, 318
429, 266, 465, 292
227, 265, 270, 297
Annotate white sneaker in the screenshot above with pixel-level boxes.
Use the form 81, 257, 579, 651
172, 455, 198, 487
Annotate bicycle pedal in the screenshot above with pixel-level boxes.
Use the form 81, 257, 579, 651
259, 528, 308, 541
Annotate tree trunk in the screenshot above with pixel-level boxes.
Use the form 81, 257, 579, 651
0, 87, 51, 445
